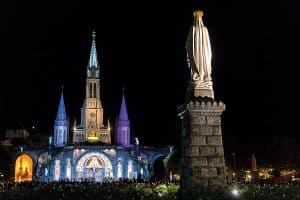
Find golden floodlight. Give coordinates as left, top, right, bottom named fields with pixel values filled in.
left=87, top=131, right=100, bottom=143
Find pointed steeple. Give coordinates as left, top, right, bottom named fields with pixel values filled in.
left=87, top=30, right=100, bottom=78
left=88, top=30, right=99, bottom=68
left=54, top=86, right=69, bottom=147
left=116, top=88, right=131, bottom=147
left=118, top=88, right=129, bottom=121
left=56, top=87, right=67, bottom=121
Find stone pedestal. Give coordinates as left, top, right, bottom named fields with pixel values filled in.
left=194, top=88, right=214, bottom=99
left=179, top=99, right=226, bottom=189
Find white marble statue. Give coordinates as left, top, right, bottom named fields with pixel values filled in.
left=186, top=11, right=213, bottom=93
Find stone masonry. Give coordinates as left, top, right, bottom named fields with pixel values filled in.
left=179, top=99, right=226, bottom=189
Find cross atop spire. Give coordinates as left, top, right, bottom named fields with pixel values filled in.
left=88, top=30, right=99, bottom=69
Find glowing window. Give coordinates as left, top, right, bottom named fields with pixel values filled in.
left=15, top=154, right=33, bottom=183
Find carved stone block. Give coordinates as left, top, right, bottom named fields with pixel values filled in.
left=191, top=146, right=199, bottom=157
left=207, top=136, right=223, bottom=145
left=190, top=157, right=208, bottom=167
left=199, top=125, right=213, bottom=135
left=192, top=178, right=209, bottom=187
left=194, top=89, right=214, bottom=99
left=199, top=146, right=215, bottom=156
left=191, top=127, right=199, bottom=136
left=207, top=116, right=221, bottom=125
left=208, top=177, right=226, bottom=186
left=191, top=167, right=202, bottom=178
left=212, top=126, right=222, bottom=135
left=191, top=115, right=206, bottom=125
left=191, top=136, right=206, bottom=145
left=214, top=146, right=224, bottom=156
left=185, top=146, right=199, bottom=157
left=208, top=157, right=225, bottom=167
left=192, top=167, right=217, bottom=178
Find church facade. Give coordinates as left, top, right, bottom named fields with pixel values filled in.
left=13, top=32, right=170, bottom=183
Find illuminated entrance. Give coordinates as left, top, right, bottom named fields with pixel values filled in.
left=15, top=154, right=33, bottom=182
left=76, top=152, right=113, bottom=182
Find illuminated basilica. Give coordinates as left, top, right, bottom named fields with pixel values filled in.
left=13, top=32, right=170, bottom=183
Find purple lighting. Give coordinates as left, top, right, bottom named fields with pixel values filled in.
left=115, top=90, right=130, bottom=147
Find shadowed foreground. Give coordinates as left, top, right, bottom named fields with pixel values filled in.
left=0, top=181, right=299, bottom=200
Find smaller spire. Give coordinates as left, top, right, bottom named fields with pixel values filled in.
left=118, top=89, right=129, bottom=121
left=56, top=88, right=67, bottom=121
left=88, top=30, right=99, bottom=68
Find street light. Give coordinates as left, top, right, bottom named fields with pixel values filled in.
left=231, top=188, right=240, bottom=198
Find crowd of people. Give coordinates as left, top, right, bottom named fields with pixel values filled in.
left=0, top=180, right=179, bottom=200
left=0, top=180, right=299, bottom=199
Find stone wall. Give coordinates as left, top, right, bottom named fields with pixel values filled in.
left=180, top=100, right=226, bottom=189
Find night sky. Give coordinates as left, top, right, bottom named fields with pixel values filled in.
left=1, top=1, right=300, bottom=167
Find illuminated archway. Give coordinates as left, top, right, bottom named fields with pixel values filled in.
left=15, top=154, right=33, bottom=182
left=76, top=152, right=113, bottom=182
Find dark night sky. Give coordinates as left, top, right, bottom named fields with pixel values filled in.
left=1, top=1, right=300, bottom=166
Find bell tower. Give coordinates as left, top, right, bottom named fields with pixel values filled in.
left=73, top=31, right=111, bottom=144
left=84, top=30, right=104, bottom=131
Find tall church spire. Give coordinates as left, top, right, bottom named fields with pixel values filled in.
left=87, top=30, right=100, bottom=78
left=54, top=87, right=69, bottom=147
left=115, top=89, right=131, bottom=147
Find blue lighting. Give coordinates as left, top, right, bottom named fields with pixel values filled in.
left=89, top=31, right=99, bottom=69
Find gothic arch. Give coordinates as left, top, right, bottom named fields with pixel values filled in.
left=15, top=154, right=33, bottom=182
left=76, top=152, right=113, bottom=181
left=151, top=155, right=167, bottom=181
left=150, top=154, right=165, bottom=166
